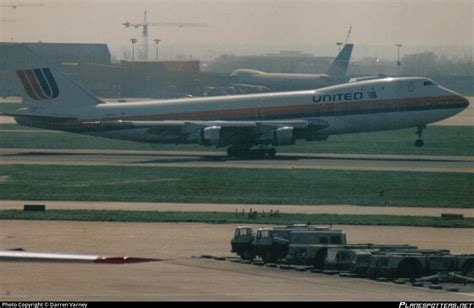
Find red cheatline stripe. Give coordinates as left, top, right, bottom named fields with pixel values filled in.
left=16, top=70, right=41, bottom=100
left=100, top=95, right=465, bottom=122
left=94, top=257, right=165, bottom=264
left=24, top=69, right=48, bottom=100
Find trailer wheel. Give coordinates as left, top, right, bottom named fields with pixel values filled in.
left=262, top=251, right=277, bottom=264
left=313, top=249, right=328, bottom=269
left=241, top=249, right=255, bottom=261
left=398, top=258, right=423, bottom=279
left=462, top=261, right=474, bottom=277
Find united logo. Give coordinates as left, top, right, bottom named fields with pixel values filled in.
left=16, top=68, right=59, bottom=100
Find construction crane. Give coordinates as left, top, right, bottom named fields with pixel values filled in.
left=345, top=26, right=352, bottom=44
left=336, top=26, right=352, bottom=52
left=123, top=10, right=207, bottom=61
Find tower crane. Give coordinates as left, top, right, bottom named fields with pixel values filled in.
left=123, top=10, right=207, bottom=61
left=344, top=26, right=352, bottom=44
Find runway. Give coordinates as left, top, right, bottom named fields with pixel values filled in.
left=0, top=148, right=473, bottom=173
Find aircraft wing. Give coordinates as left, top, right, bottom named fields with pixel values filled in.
left=94, top=118, right=329, bottom=130
left=86, top=118, right=330, bottom=146
left=115, top=119, right=310, bottom=129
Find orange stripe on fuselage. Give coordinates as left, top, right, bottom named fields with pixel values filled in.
left=99, top=95, right=466, bottom=122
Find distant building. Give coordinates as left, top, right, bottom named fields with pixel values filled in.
left=24, top=42, right=111, bottom=66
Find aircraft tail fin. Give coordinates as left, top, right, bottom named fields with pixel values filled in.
left=326, top=43, right=354, bottom=79
left=0, top=43, right=103, bottom=117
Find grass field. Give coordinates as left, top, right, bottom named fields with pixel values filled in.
left=0, top=123, right=473, bottom=156
left=0, top=209, right=471, bottom=228
left=0, top=165, right=472, bottom=208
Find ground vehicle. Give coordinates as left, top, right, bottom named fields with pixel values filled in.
left=253, top=225, right=338, bottom=263
left=324, top=244, right=418, bottom=273
left=366, top=250, right=456, bottom=279
left=286, top=230, right=347, bottom=268
left=230, top=226, right=255, bottom=260
left=231, top=224, right=333, bottom=262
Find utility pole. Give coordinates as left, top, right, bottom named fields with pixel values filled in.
left=153, top=38, right=161, bottom=61
left=395, top=44, right=402, bottom=76
left=130, top=38, right=137, bottom=61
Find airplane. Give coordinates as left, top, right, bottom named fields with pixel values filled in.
left=0, top=43, right=469, bottom=159
left=230, top=44, right=354, bottom=92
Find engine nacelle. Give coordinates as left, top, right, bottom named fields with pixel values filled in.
left=199, top=126, right=221, bottom=146
left=272, top=126, right=295, bottom=146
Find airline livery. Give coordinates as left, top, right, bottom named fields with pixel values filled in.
left=230, top=44, right=354, bottom=92
left=1, top=43, right=469, bottom=158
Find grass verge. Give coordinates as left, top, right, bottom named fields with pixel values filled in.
left=0, top=165, right=472, bottom=208
left=0, top=210, right=471, bottom=228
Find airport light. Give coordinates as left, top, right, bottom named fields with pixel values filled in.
left=336, top=42, right=344, bottom=53
left=130, top=38, right=137, bottom=61
left=395, top=44, right=402, bottom=75
left=153, top=38, right=161, bottom=61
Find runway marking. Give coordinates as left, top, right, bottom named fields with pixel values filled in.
left=0, top=148, right=473, bottom=173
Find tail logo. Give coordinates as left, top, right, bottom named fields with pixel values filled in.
left=16, top=68, right=59, bottom=100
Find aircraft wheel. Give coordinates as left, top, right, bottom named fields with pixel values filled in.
left=415, top=139, right=424, bottom=147
left=227, top=146, right=237, bottom=157
left=266, top=148, right=277, bottom=159
left=251, top=148, right=267, bottom=159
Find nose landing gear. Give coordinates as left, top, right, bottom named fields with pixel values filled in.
left=415, top=125, right=426, bottom=147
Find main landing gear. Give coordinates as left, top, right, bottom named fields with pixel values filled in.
left=227, top=146, right=277, bottom=159
left=415, top=125, right=426, bottom=147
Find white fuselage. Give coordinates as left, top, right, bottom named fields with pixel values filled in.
left=81, top=77, right=468, bottom=135
left=15, top=77, right=469, bottom=145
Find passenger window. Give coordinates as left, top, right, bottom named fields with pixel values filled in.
left=330, top=236, right=342, bottom=244
left=423, top=81, right=434, bottom=86
left=319, top=237, right=328, bottom=244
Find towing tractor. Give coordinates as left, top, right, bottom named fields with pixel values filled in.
left=253, top=225, right=337, bottom=263
left=231, top=225, right=256, bottom=260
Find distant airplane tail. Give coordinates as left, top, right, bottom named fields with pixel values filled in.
left=326, top=44, right=354, bottom=79
left=0, top=43, right=102, bottom=117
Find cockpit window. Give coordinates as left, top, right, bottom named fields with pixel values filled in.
left=423, top=81, right=435, bottom=86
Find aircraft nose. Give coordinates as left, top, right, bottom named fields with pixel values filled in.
left=456, top=95, right=470, bottom=109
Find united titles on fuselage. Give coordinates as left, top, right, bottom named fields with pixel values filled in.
left=312, top=92, right=364, bottom=103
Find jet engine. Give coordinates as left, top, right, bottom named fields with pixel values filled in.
left=199, top=126, right=221, bottom=146
left=272, top=126, right=295, bottom=146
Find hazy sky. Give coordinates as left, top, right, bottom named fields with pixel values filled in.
left=1, top=0, right=472, bottom=60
